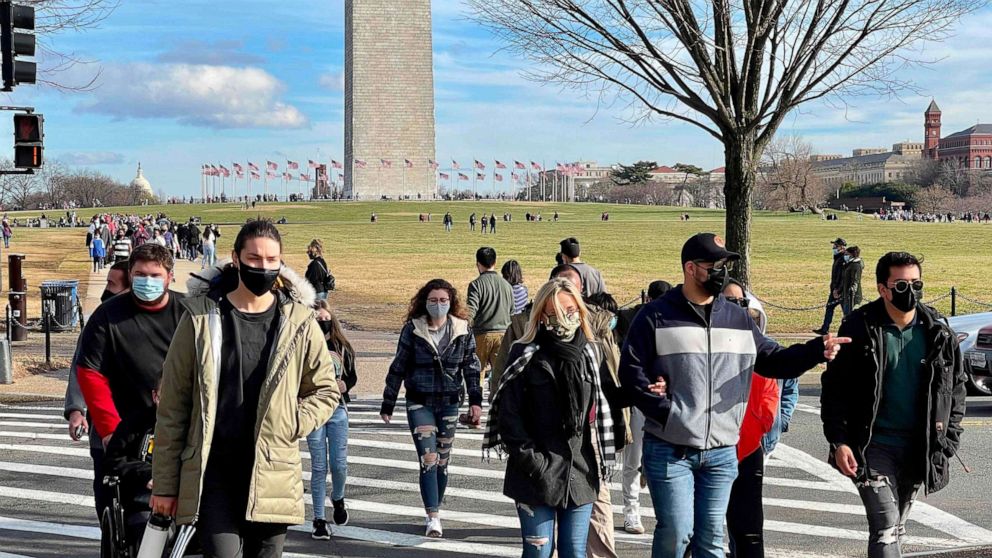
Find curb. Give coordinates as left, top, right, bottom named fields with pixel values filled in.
left=905, top=546, right=992, bottom=557
left=0, top=392, right=63, bottom=404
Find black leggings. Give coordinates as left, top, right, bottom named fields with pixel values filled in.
left=198, top=483, right=287, bottom=558
left=726, top=448, right=765, bottom=558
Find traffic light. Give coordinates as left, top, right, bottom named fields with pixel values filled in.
left=13, top=113, right=42, bottom=169
left=0, top=2, right=36, bottom=91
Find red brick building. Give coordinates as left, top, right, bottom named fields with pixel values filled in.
left=924, top=100, right=992, bottom=169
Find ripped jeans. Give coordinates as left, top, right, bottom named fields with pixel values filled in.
left=855, top=443, right=923, bottom=558
left=516, top=502, right=593, bottom=558
left=406, top=402, right=460, bottom=513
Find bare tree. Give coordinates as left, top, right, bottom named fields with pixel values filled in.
left=760, top=136, right=828, bottom=212
left=27, top=0, right=120, bottom=90
left=912, top=184, right=955, bottom=214
left=469, top=0, right=983, bottom=284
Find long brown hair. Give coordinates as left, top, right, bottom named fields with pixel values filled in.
left=316, top=300, right=354, bottom=359
left=406, top=278, right=467, bottom=323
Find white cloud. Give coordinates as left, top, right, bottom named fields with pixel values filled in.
left=58, top=151, right=126, bottom=166
left=76, top=63, right=308, bottom=129
left=318, top=71, right=344, bottom=92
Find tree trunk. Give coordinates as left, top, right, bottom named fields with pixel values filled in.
left=723, top=134, right=759, bottom=289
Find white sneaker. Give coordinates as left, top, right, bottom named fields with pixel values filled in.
left=425, top=516, right=443, bottom=538
left=624, top=512, right=645, bottom=535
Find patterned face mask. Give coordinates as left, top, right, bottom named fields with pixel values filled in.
left=544, top=311, right=581, bottom=339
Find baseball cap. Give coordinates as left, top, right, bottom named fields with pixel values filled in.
left=832, top=238, right=847, bottom=246
left=681, top=233, right=741, bottom=265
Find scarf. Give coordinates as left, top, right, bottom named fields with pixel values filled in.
left=533, top=328, right=588, bottom=436
left=483, top=335, right=617, bottom=481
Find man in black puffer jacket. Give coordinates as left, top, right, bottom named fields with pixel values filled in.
left=821, top=251, right=967, bottom=558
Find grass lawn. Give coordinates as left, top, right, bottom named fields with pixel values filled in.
left=7, top=201, right=991, bottom=334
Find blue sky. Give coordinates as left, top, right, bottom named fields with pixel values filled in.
left=3, top=0, right=992, bottom=197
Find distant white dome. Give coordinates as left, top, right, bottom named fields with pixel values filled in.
left=130, top=163, right=154, bottom=197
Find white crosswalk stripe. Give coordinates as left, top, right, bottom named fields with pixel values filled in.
left=1, top=400, right=990, bottom=558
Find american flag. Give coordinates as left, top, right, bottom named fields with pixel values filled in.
left=476, top=172, right=486, bottom=181
left=219, top=166, right=230, bottom=178
left=531, top=161, right=542, bottom=171
left=287, top=161, right=299, bottom=170
left=236, top=169, right=245, bottom=179
left=405, top=159, right=414, bottom=169
left=452, top=160, right=459, bottom=169
left=458, top=173, right=469, bottom=181
left=514, top=161, right=526, bottom=170
left=267, top=161, right=278, bottom=171
left=495, top=160, right=507, bottom=170
left=248, top=162, right=260, bottom=172
left=439, top=172, right=450, bottom=180
left=331, top=160, right=343, bottom=169
left=556, top=162, right=565, bottom=172
left=512, top=172, right=520, bottom=181
left=266, top=170, right=277, bottom=179
left=301, top=173, right=310, bottom=182
left=495, top=173, right=504, bottom=182
left=380, top=159, right=392, bottom=169
left=474, top=160, right=485, bottom=170
left=308, top=159, right=318, bottom=169
left=232, top=163, right=243, bottom=173
left=355, top=159, right=368, bottom=169
left=283, top=172, right=292, bottom=180
left=250, top=171, right=261, bottom=179
left=429, top=159, right=439, bottom=170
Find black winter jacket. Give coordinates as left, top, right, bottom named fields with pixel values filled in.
left=829, top=252, right=846, bottom=295
left=821, top=299, right=967, bottom=493
left=498, top=341, right=605, bottom=509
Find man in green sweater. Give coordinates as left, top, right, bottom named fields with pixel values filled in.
left=465, top=247, right=513, bottom=426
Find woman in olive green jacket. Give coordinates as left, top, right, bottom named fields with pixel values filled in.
left=152, top=220, right=339, bottom=558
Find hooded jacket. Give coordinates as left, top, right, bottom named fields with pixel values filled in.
left=820, top=298, right=966, bottom=493
left=152, top=261, right=340, bottom=525
left=381, top=316, right=482, bottom=416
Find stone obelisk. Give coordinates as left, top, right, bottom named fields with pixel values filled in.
left=345, top=0, right=437, bottom=200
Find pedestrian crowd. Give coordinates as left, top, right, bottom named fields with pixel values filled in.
left=81, top=212, right=224, bottom=272
left=61, top=218, right=966, bottom=558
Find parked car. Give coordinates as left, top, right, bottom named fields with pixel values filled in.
left=947, top=311, right=992, bottom=396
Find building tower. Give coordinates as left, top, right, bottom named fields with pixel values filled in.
left=924, top=100, right=941, bottom=160
left=344, top=0, right=437, bottom=200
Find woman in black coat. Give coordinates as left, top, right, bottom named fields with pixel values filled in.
left=483, top=278, right=616, bottom=558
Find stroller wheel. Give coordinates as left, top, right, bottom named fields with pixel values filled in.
left=100, top=508, right=117, bottom=558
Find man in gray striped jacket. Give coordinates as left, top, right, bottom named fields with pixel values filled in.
left=619, top=232, right=849, bottom=558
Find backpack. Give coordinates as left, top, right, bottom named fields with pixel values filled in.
left=316, top=258, right=336, bottom=291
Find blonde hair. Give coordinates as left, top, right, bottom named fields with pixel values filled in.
left=518, top=278, right=594, bottom=344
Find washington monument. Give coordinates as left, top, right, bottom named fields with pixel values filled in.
left=344, top=1, right=437, bottom=200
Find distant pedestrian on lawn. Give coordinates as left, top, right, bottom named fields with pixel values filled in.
left=489, top=213, right=497, bottom=235
left=840, top=246, right=864, bottom=317
left=305, top=239, right=335, bottom=302
left=814, top=237, right=848, bottom=335
left=444, top=212, right=453, bottom=232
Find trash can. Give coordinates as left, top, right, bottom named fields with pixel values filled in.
left=40, top=280, right=78, bottom=332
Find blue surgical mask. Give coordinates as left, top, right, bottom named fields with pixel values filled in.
left=427, top=302, right=450, bottom=321
left=609, top=316, right=618, bottom=330
left=132, top=276, right=166, bottom=302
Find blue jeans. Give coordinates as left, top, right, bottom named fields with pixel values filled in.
left=306, top=405, right=349, bottom=519
left=201, top=244, right=216, bottom=269
left=516, top=502, right=593, bottom=558
left=642, top=435, right=739, bottom=558
left=406, top=402, right=459, bottom=513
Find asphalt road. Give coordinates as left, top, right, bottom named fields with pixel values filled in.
left=0, top=390, right=990, bottom=558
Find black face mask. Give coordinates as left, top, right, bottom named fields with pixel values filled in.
left=100, top=289, right=115, bottom=303
left=318, top=320, right=333, bottom=335
left=238, top=260, right=281, bottom=296
left=701, top=266, right=729, bottom=296
left=890, top=288, right=919, bottom=313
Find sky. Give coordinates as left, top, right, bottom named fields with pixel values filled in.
left=3, top=0, right=992, bottom=197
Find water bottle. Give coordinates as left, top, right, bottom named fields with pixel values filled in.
left=136, top=513, right=172, bottom=558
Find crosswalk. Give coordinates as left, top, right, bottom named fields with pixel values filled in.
left=1, top=399, right=990, bottom=557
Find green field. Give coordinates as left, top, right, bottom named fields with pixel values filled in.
left=10, top=201, right=992, bottom=334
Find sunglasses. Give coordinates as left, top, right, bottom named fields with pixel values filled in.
left=694, top=259, right=734, bottom=271
left=888, top=279, right=924, bottom=293
left=726, top=296, right=750, bottom=309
